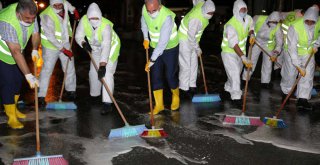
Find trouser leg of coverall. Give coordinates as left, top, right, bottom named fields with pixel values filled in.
left=179, top=41, right=193, bottom=91
left=58, top=52, right=76, bottom=92
left=0, top=60, right=24, bottom=104
left=296, top=55, right=315, bottom=100
left=280, top=50, right=298, bottom=94
left=221, top=52, right=243, bottom=100
left=102, top=60, right=118, bottom=103
left=163, top=47, right=179, bottom=89
left=38, top=47, right=60, bottom=97
left=89, top=52, right=102, bottom=97
left=261, top=52, right=273, bottom=83
left=242, top=45, right=261, bottom=81
left=189, top=49, right=198, bottom=88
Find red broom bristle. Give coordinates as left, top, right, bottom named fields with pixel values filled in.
left=249, top=118, right=264, bottom=126
left=223, top=116, right=236, bottom=123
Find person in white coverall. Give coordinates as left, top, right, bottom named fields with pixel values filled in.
left=178, top=0, right=215, bottom=98
left=38, top=0, right=80, bottom=106
left=220, top=0, right=254, bottom=107
left=242, top=11, right=283, bottom=89
left=76, top=3, right=121, bottom=115
left=280, top=5, right=320, bottom=110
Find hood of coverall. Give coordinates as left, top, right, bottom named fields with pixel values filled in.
left=304, top=5, right=319, bottom=22
left=87, top=3, right=102, bottom=28
left=233, top=0, right=247, bottom=22
left=267, top=11, right=280, bottom=22
left=202, top=0, right=215, bottom=19
left=50, top=0, right=63, bottom=6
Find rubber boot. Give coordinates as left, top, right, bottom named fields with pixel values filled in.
left=4, top=104, right=24, bottom=129
left=150, top=89, right=164, bottom=115
left=14, top=95, right=26, bottom=119
left=171, top=88, right=180, bottom=111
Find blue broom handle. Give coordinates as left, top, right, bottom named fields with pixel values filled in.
left=276, top=52, right=314, bottom=118
left=199, top=54, right=208, bottom=94
left=242, top=43, right=253, bottom=113
left=145, top=49, right=154, bottom=126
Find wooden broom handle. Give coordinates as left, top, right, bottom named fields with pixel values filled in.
left=87, top=51, right=129, bottom=124
left=242, top=43, right=253, bottom=113
left=34, top=61, right=40, bottom=153
left=199, top=54, right=208, bottom=94
left=254, top=40, right=282, bottom=68
left=59, top=20, right=77, bottom=101
left=275, top=52, right=315, bottom=118
left=145, top=49, right=154, bottom=126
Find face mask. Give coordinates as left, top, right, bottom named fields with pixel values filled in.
left=90, top=20, right=100, bottom=28
left=149, top=10, right=159, bottom=19
left=308, top=24, right=315, bottom=30
left=239, top=12, right=247, bottom=18
left=204, top=13, right=213, bottom=19
left=53, top=8, right=63, bottom=14
left=18, top=14, right=32, bottom=27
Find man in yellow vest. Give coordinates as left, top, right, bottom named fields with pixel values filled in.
left=242, top=11, right=283, bottom=89
left=75, top=3, right=121, bottom=115
left=281, top=5, right=320, bottom=110
left=142, top=0, right=179, bottom=115
left=0, top=0, right=40, bottom=129
left=220, top=0, right=254, bottom=107
left=38, top=0, right=79, bottom=106
left=178, top=0, right=215, bottom=98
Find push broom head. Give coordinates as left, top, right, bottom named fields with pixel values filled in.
left=140, top=127, right=168, bottom=138
left=223, top=114, right=264, bottom=126
left=108, top=124, right=146, bottom=139
left=13, top=153, right=68, bottom=165
left=192, top=94, right=221, bottom=103
left=263, top=116, right=287, bottom=128
left=46, top=102, right=77, bottom=110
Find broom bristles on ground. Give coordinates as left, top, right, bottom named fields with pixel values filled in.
left=223, top=115, right=263, bottom=126
left=13, top=154, right=68, bottom=165
left=263, top=117, right=287, bottom=128
left=140, top=128, right=168, bottom=138
left=46, top=102, right=77, bottom=110
left=192, top=94, right=221, bottom=103
left=108, top=124, right=146, bottom=139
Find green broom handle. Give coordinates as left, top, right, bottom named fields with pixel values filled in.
left=199, top=54, right=208, bottom=94
left=87, top=51, right=129, bottom=124
left=275, top=52, right=315, bottom=118
left=145, top=49, right=154, bottom=127
left=59, top=20, right=77, bottom=101
left=254, top=40, right=282, bottom=68
left=34, top=61, right=40, bottom=153
left=242, top=43, right=253, bottom=113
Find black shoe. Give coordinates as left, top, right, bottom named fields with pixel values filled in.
left=261, top=83, right=273, bottom=89
left=189, top=87, right=197, bottom=97
left=232, top=99, right=242, bottom=108
left=180, top=89, right=191, bottom=100
left=90, top=96, right=101, bottom=103
left=65, top=91, right=76, bottom=101
left=38, top=97, right=46, bottom=107
left=101, top=103, right=113, bottom=115
left=220, top=91, right=231, bottom=101
left=297, top=99, right=312, bottom=110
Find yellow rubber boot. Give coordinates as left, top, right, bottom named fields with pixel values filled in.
left=14, top=95, right=26, bottom=119
left=171, top=88, right=180, bottom=111
left=4, top=104, right=24, bottom=129
left=150, top=89, right=164, bottom=115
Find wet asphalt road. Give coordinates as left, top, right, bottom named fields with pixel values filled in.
left=0, top=33, right=320, bottom=165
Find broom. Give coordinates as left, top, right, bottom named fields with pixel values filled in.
left=192, top=53, right=221, bottom=103
left=254, top=40, right=282, bottom=69
left=223, top=43, right=263, bottom=126
left=46, top=20, right=77, bottom=110
left=140, top=49, right=168, bottom=138
left=263, top=52, right=315, bottom=128
left=85, top=50, right=146, bottom=139
left=13, top=61, right=68, bottom=164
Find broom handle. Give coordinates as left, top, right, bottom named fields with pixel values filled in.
left=199, top=54, right=208, bottom=94
left=34, top=61, right=41, bottom=153
left=275, top=52, right=314, bottom=118
left=87, top=51, right=129, bottom=124
left=59, top=20, right=77, bottom=101
left=242, top=43, right=253, bottom=113
left=145, top=49, right=154, bottom=127
left=254, top=40, right=282, bottom=68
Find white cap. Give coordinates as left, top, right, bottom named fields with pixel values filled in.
left=50, top=0, right=63, bottom=6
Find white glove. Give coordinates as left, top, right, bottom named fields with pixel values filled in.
left=31, top=50, right=39, bottom=62
left=196, top=48, right=202, bottom=56
left=291, top=59, right=301, bottom=68
left=25, top=74, right=39, bottom=89
left=241, top=55, right=253, bottom=68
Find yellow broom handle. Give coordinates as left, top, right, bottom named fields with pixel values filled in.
left=145, top=49, right=154, bottom=126
left=199, top=54, right=208, bottom=94
left=59, top=20, right=77, bottom=101
left=242, top=44, right=253, bottom=113
left=34, top=61, right=40, bottom=153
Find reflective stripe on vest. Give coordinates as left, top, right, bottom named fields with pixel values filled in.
left=221, top=16, right=251, bottom=54
left=142, top=5, right=179, bottom=49
left=81, top=15, right=121, bottom=63
left=0, top=3, right=34, bottom=64
left=178, top=2, right=209, bottom=42
left=40, top=3, right=72, bottom=50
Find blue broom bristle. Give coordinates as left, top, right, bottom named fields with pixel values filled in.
left=192, top=94, right=221, bottom=103
left=263, top=117, right=287, bottom=128
left=108, top=124, right=146, bottom=139
left=46, top=102, right=77, bottom=110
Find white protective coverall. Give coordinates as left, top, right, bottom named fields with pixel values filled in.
left=178, top=0, right=215, bottom=91
left=221, top=0, right=254, bottom=100
left=193, top=0, right=204, bottom=6
left=38, top=0, right=76, bottom=97
left=280, top=6, right=320, bottom=100
left=242, top=11, right=283, bottom=83
left=75, top=3, right=118, bottom=103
